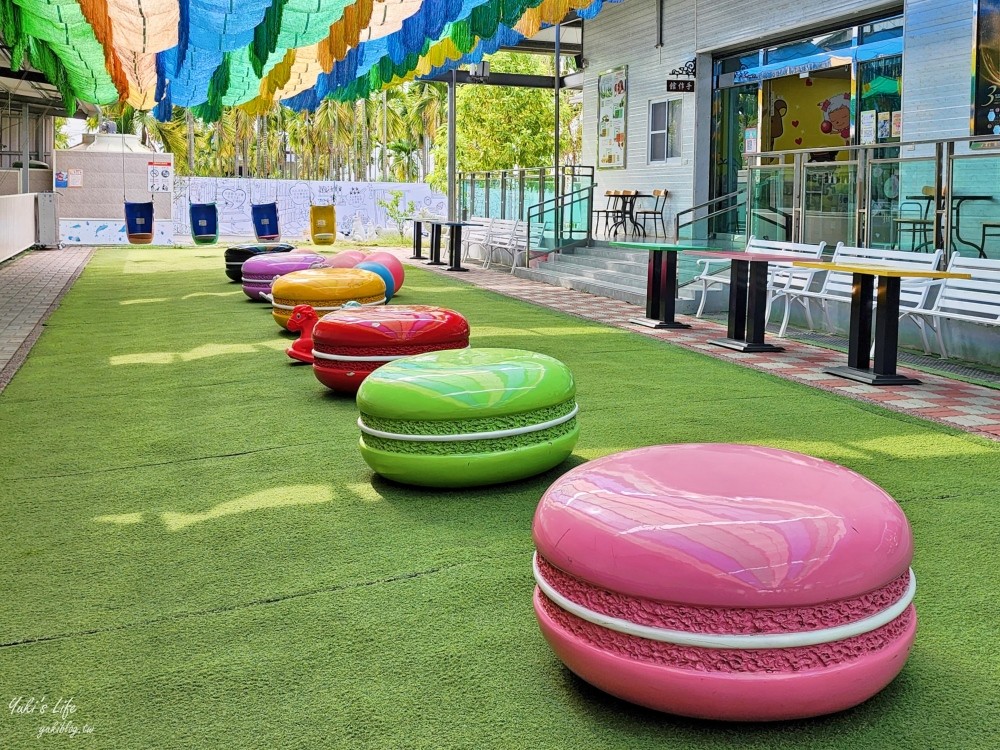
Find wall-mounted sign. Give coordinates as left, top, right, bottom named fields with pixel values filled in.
left=597, top=66, right=628, bottom=169
left=54, top=171, right=68, bottom=189
left=667, top=80, right=695, bottom=93
left=973, top=0, right=1000, bottom=135
left=148, top=161, right=174, bottom=193
left=68, top=169, right=83, bottom=188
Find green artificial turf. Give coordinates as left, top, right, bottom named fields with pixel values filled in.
left=1, top=246, right=999, bottom=749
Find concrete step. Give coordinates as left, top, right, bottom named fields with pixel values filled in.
left=566, top=244, right=650, bottom=263
left=515, top=266, right=648, bottom=306
left=542, top=254, right=648, bottom=278
left=538, top=260, right=647, bottom=287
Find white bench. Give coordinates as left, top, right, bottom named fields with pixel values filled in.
left=693, top=237, right=826, bottom=318
left=899, top=254, right=1000, bottom=358
left=773, top=244, right=943, bottom=337
left=461, top=217, right=493, bottom=262
left=483, top=219, right=522, bottom=268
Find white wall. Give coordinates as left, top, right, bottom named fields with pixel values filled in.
left=0, top=194, right=38, bottom=263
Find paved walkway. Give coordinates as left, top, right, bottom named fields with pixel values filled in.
left=0, top=246, right=998, bottom=442
left=0, top=247, right=93, bottom=392
left=401, top=252, right=1000, bottom=442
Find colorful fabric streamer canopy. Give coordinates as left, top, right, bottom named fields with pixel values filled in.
left=0, top=0, right=623, bottom=116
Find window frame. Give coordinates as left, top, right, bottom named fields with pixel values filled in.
left=648, top=97, right=682, bottom=164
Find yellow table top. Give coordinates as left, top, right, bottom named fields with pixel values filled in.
left=792, top=261, right=972, bottom=279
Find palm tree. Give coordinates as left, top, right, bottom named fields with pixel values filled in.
left=87, top=103, right=190, bottom=171
left=387, top=139, right=420, bottom=182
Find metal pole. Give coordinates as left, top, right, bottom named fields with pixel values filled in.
left=448, top=69, right=457, bottom=221
left=382, top=89, right=388, bottom=181
left=20, top=104, right=30, bottom=193
left=554, top=24, right=561, bottom=192
left=554, top=24, right=561, bottom=244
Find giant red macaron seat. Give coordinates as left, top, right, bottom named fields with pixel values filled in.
left=241, top=252, right=329, bottom=301
left=532, top=443, right=916, bottom=722
left=224, top=242, right=295, bottom=281
left=270, top=268, right=386, bottom=329
left=312, top=305, right=469, bottom=393
left=357, top=348, right=579, bottom=487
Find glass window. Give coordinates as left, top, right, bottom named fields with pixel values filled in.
left=649, top=99, right=681, bottom=162
left=765, top=29, right=853, bottom=65
left=861, top=17, right=903, bottom=44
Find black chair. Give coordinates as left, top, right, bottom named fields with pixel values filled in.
left=981, top=222, right=1000, bottom=259
left=634, top=189, right=669, bottom=238
left=592, top=191, right=621, bottom=237
left=893, top=199, right=932, bottom=252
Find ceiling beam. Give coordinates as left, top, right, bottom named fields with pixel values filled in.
left=419, top=70, right=558, bottom=88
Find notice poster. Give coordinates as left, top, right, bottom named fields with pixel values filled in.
left=743, top=128, right=757, bottom=154
left=877, top=111, right=891, bottom=140
left=68, top=169, right=83, bottom=187
left=54, top=171, right=68, bottom=189
left=148, top=161, right=174, bottom=193
left=891, top=110, right=902, bottom=138
left=597, top=66, right=627, bottom=169
left=860, top=110, right=877, bottom=145
left=974, top=0, right=1000, bottom=135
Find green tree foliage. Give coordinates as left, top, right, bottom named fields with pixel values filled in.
left=377, top=189, right=416, bottom=235
left=79, top=52, right=579, bottom=186
left=428, top=52, right=582, bottom=192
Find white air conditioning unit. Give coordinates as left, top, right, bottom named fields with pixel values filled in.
left=35, top=192, right=59, bottom=248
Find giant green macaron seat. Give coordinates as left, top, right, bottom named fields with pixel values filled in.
left=356, top=348, right=579, bottom=488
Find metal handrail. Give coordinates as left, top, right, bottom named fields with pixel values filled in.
left=674, top=189, right=744, bottom=238
left=459, top=165, right=595, bottom=222
left=740, top=134, right=1000, bottom=258
left=520, top=183, right=595, bottom=268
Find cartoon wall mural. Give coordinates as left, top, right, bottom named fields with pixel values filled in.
left=767, top=73, right=853, bottom=152
left=173, top=178, right=446, bottom=241
left=819, top=93, right=852, bottom=142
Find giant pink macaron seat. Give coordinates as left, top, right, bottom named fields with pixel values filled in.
left=532, top=443, right=916, bottom=722
left=241, top=252, right=329, bottom=301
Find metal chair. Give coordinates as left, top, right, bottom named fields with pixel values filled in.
left=634, top=189, right=669, bottom=237
left=893, top=199, right=932, bottom=252
left=592, top=191, right=620, bottom=237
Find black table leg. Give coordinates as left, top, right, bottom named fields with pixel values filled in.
left=446, top=225, right=468, bottom=272
left=825, top=273, right=919, bottom=385
left=709, top=260, right=784, bottom=352
left=426, top=224, right=446, bottom=266
left=629, top=250, right=689, bottom=329
left=409, top=220, right=424, bottom=259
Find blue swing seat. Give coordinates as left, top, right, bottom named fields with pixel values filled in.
left=190, top=203, right=219, bottom=245
left=125, top=201, right=154, bottom=245
left=251, top=203, right=280, bottom=241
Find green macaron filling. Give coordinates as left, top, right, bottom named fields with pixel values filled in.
left=361, top=417, right=578, bottom=456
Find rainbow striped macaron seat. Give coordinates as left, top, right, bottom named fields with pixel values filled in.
left=532, top=443, right=917, bottom=721
left=270, top=267, right=386, bottom=330
left=356, top=348, right=579, bottom=487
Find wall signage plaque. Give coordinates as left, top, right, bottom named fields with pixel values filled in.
left=973, top=0, right=1000, bottom=135
left=597, top=66, right=628, bottom=169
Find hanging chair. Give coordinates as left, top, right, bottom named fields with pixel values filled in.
left=189, top=202, right=219, bottom=245
left=124, top=201, right=154, bottom=244
left=251, top=202, right=280, bottom=241
left=310, top=204, right=336, bottom=245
